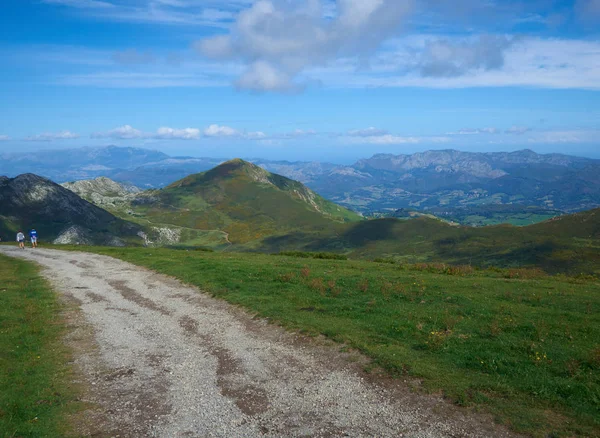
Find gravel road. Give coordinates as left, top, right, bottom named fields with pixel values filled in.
left=1, top=247, right=519, bottom=438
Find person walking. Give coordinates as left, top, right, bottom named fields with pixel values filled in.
left=16, top=231, right=25, bottom=249
left=30, top=229, right=38, bottom=248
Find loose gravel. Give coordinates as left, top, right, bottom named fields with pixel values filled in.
left=0, top=247, right=520, bottom=438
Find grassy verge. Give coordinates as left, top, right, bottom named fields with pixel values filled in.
left=0, top=253, right=78, bottom=437
left=60, top=246, right=599, bottom=437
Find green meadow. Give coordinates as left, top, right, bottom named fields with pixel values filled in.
left=0, top=254, right=78, bottom=437
left=75, top=246, right=600, bottom=437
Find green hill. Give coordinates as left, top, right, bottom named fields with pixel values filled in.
left=260, top=209, right=600, bottom=276
left=130, top=159, right=361, bottom=244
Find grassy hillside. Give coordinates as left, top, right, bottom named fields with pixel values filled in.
left=70, top=246, right=600, bottom=437
left=130, top=159, right=361, bottom=244
left=259, top=208, right=600, bottom=276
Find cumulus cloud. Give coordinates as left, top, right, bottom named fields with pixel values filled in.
left=203, top=124, right=239, bottom=137
left=505, top=126, right=531, bottom=135
left=155, top=127, right=201, bottom=140
left=197, top=0, right=414, bottom=91
left=203, top=124, right=267, bottom=139
left=419, top=35, right=514, bottom=77
left=25, top=130, right=80, bottom=141
left=0, top=135, right=10, bottom=141
left=234, top=61, right=298, bottom=92
left=92, top=125, right=144, bottom=139
left=92, top=125, right=205, bottom=140
left=347, top=127, right=389, bottom=137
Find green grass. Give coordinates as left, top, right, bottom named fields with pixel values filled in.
left=0, top=254, right=79, bottom=437
left=70, top=246, right=600, bottom=437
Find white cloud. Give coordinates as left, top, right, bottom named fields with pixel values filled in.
left=234, top=61, right=298, bottom=92
left=92, top=125, right=207, bottom=140
left=348, top=127, right=389, bottom=137
left=155, top=127, right=201, bottom=140
left=25, top=131, right=80, bottom=142
left=419, top=35, right=514, bottom=77
left=339, top=37, right=600, bottom=90
left=197, top=0, right=414, bottom=91
left=0, top=135, right=10, bottom=141
left=203, top=124, right=239, bottom=137
left=245, top=131, right=268, bottom=139
left=92, top=125, right=144, bottom=139
left=202, top=124, right=267, bottom=139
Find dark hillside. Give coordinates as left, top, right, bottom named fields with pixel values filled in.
left=260, top=209, right=600, bottom=275
left=0, top=174, right=142, bottom=245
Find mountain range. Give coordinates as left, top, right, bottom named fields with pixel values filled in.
left=2, top=159, right=599, bottom=276
left=2, top=146, right=598, bottom=215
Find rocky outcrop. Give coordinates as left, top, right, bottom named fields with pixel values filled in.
left=62, top=177, right=140, bottom=207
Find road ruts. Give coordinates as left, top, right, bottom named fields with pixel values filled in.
left=0, top=246, right=520, bottom=438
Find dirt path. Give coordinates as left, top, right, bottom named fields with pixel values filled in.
left=0, top=247, right=519, bottom=438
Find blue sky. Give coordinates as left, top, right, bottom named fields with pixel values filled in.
left=1, top=0, right=599, bottom=163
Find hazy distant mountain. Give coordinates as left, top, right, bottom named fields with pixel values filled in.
left=253, top=159, right=339, bottom=184
left=308, top=150, right=600, bottom=213
left=4, top=146, right=600, bottom=214
left=0, top=146, right=170, bottom=182
left=109, top=157, right=226, bottom=188
left=0, top=174, right=143, bottom=245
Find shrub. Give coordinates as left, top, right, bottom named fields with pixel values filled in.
left=373, top=258, right=395, bottom=264
left=274, top=251, right=347, bottom=260
left=504, top=268, right=547, bottom=279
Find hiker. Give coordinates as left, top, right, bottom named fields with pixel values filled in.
left=16, top=231, right=25, bottom=249
left=30, top=229, right=38, bottom=248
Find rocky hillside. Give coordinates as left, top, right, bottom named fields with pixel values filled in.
left=0, top=174, right=143, bottom=245
left=62, top=177, right=140, bottom=208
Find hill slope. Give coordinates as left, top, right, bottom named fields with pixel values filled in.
left=0, top=174, right=143, bottom=245
left=260, top=208, right=600, bottom=275
left=132, top=159, right=361, bottom=244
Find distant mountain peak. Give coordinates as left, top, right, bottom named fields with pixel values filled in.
left=199, top=158, right=273, bottom=185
